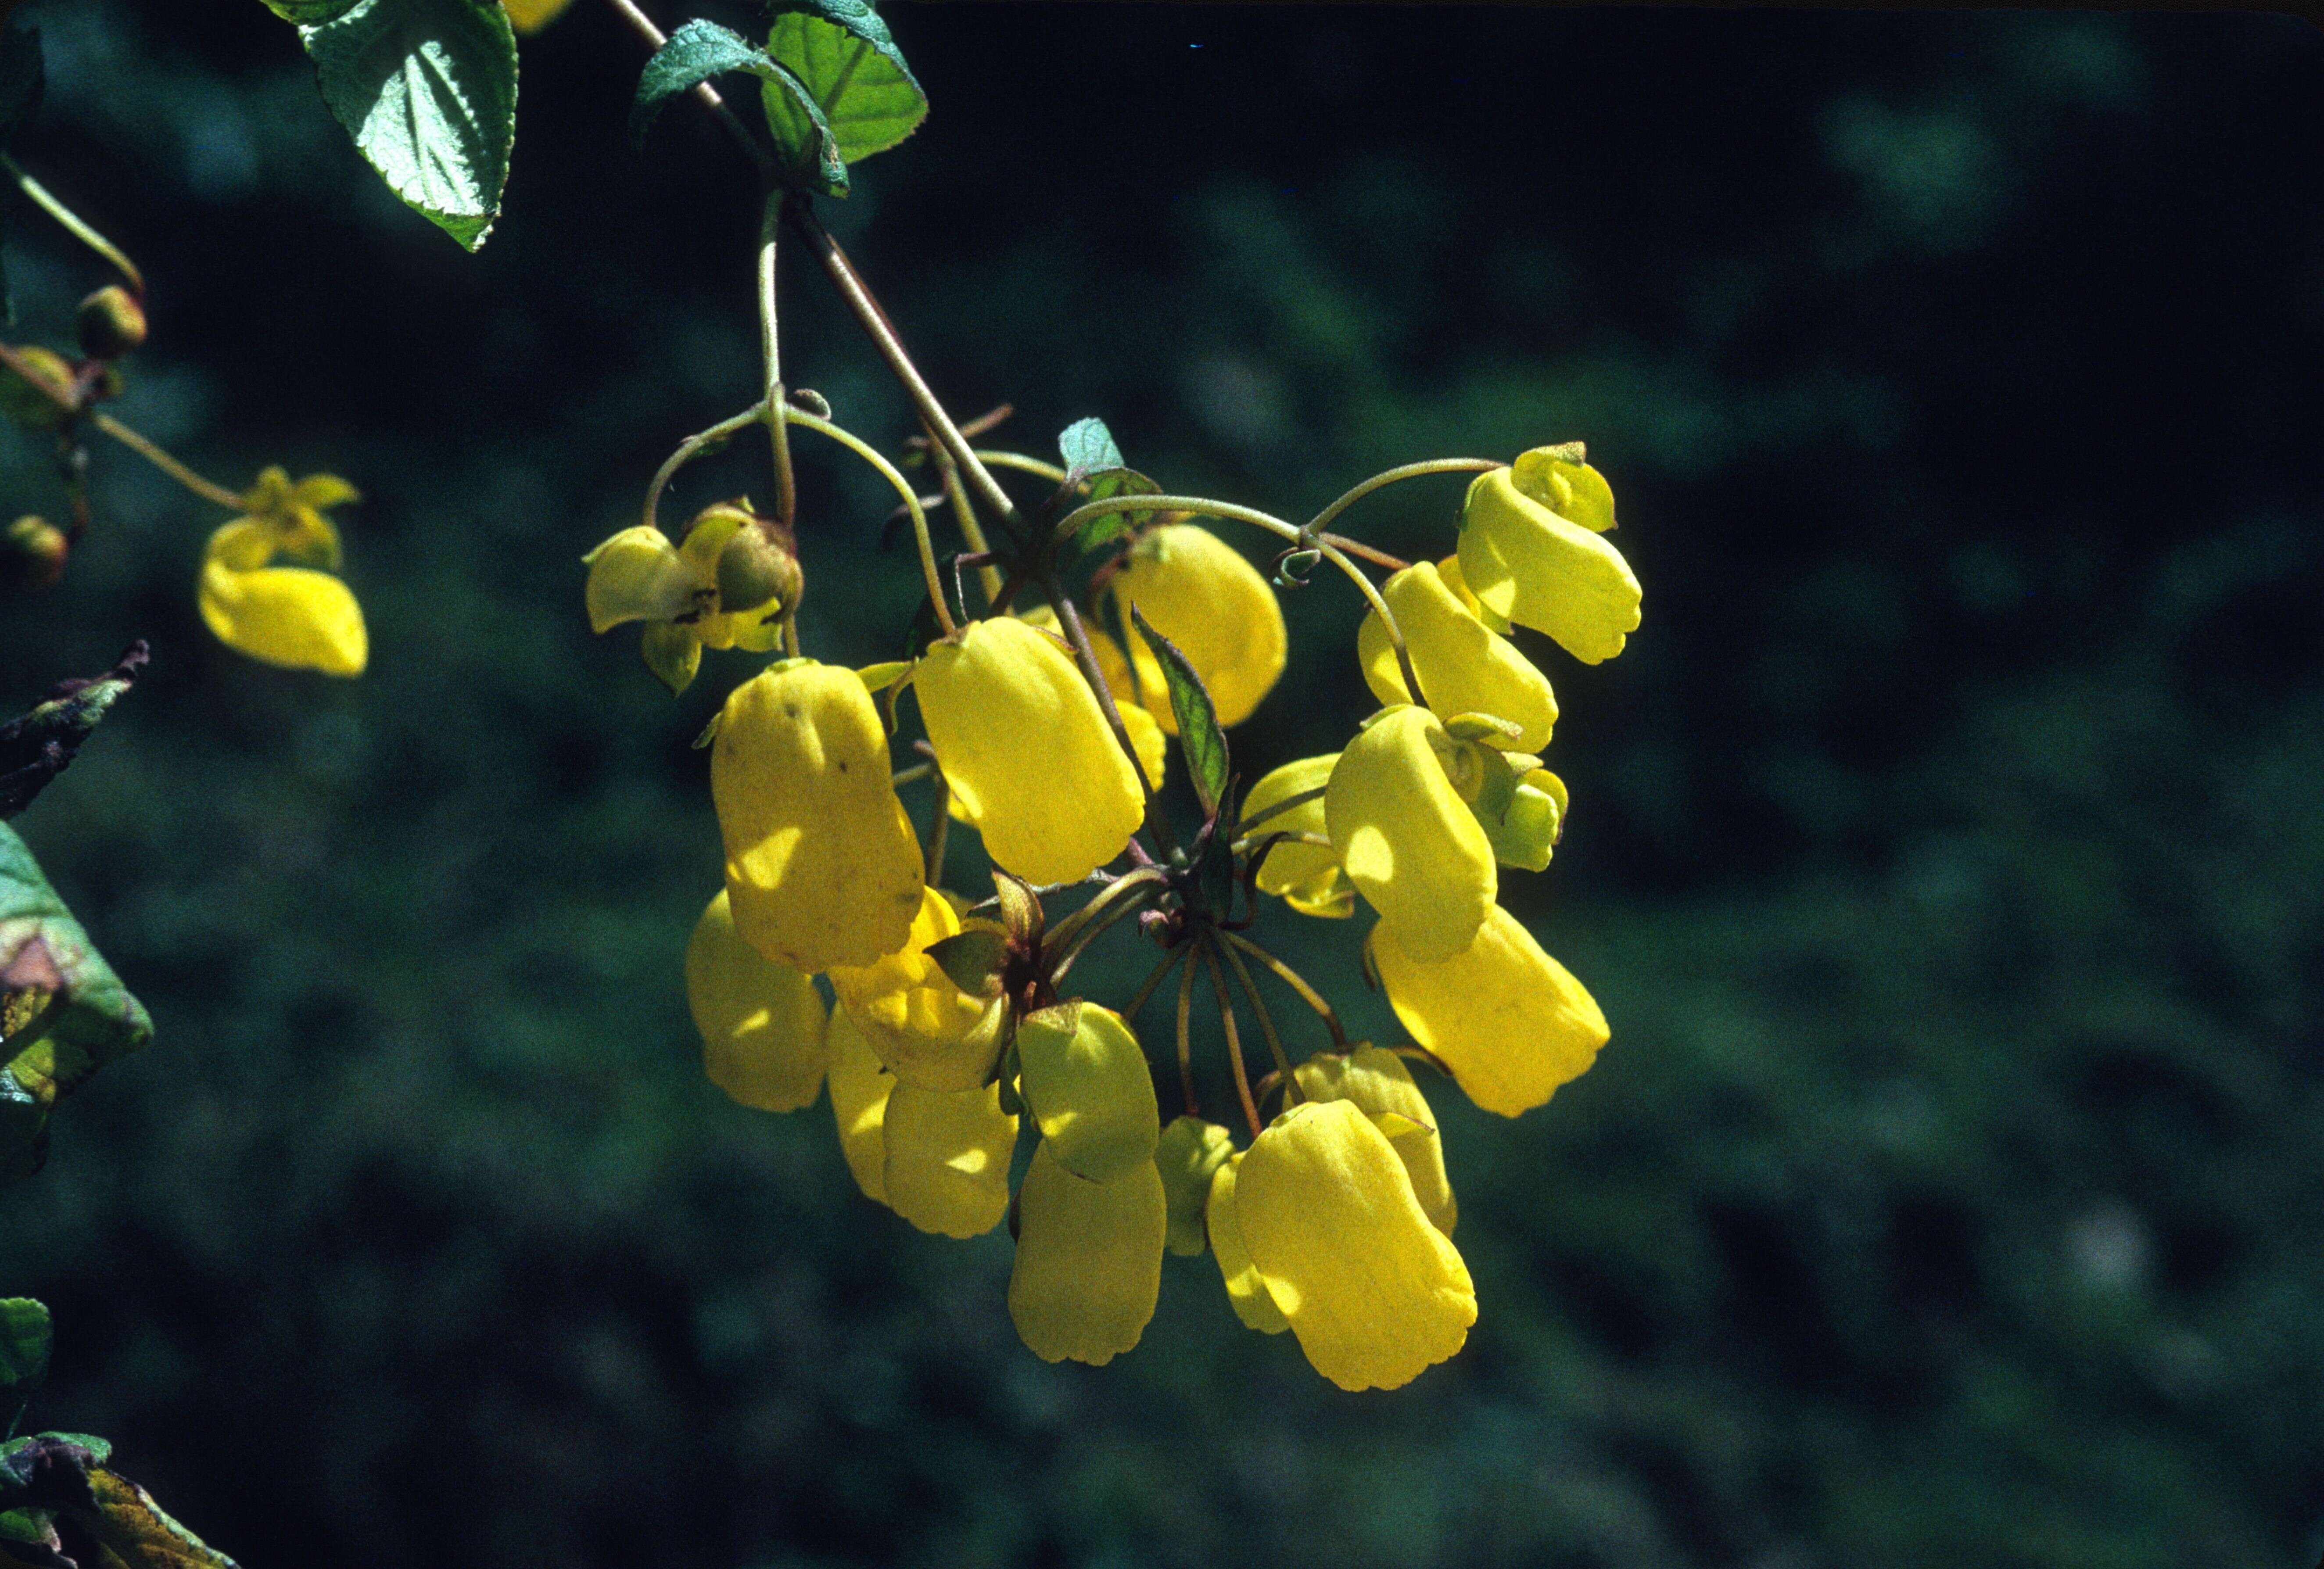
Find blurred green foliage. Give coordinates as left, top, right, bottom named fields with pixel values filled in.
left=0, top=4, right=2317, bottom=1567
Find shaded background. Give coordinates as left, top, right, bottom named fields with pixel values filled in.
left=1, top=3, right=2321, bottom=1565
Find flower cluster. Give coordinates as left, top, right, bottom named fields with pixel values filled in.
left=601, top=432, right=1641, bottom=1390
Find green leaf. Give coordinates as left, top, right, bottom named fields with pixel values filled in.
left=301, top=0, right=518, bottom=252
left=0, top=643, right=144, bottom=822
left=1129, top=607, right=1229, bottom=818
left=1072, top=466, right=1160, bottom=552
left=1056, top=419, right=1158, bottom=550
left=1057, top=417, right=1123, bottom=480
left=258, top=0, right=362, bottom=21
left=75, top=1467, right=240, bottom=1569
left=630, top=21, right=846, bottom=194
left=762, top=0, right=926, bottom=167
left=0, top=823, right=153, bottom=1179
left=0, top=1300, right=49, bottom=1436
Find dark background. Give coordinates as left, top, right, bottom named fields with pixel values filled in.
left=1, top=3, right=2320, bottom=1565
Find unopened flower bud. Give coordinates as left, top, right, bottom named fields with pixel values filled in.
left=715, top=516, right=802, bottom=616
left=0, top=347, right=79, bottom=432
left=2, top=516, right=67, bottom=589
left=75, top=287, right=147, bottom=360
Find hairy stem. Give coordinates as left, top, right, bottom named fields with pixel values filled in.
left=1303, top=457, right=1501, bottom=541
left=757, top=193, right=797, bottom=529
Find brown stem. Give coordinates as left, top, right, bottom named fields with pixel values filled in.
left=1174, top=949, right=1200, bottom=1121
left=1203, top=938, right=1263, bottom=1140
left=1221, top=931, right=1349, bottom=1050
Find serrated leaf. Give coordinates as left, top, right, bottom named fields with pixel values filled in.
left=0, top=824, right=153, bottom=1179
left=0, top=645, right=144, bottom=822
left=1057, top=417, right=1123, bottom=482
left=1129, top=607, right=1228, bottom=818
left=630, top=17, right=841, bottom=200
left=301, top=0, right=518, bottom=252
left=761, top=0, right=925, bottom=171
left=925, top=928, right=1006, bottom=995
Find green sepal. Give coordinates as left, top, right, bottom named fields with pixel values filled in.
left=1128, top=607, right=1228, bottom=818
left=853, top=660, right=911, bottom=694
left=989, top=870, right=1045, bottom=947
left=0, top=824, right=153, bottom=1179
left=301, top=0, right=518, bottom=251
left=925, top=927, right=1007, bottom=996
left=1458, top=746, right=1562, bottom=872
left=761, top=0, right=927, bottom=168
left=1442, top=711, right=1524, bottom=746
left=638, top=623, right=699, bottom=696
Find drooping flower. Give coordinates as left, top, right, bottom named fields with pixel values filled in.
left=1008, top=1140, right=1166, bottom=1365
left=1457, top=455, right=1640, bottom=664
left=881, top=1079, right=1018, bottom=1239
left=916, top=616, right=1144, bottom=886
left=1204, top=1152, right=1289, bottom=1334
left=1233, top=1099, right=1476, bottom=1391
left=827, top=1007, right=895, bottom=1206
left=1294, top=1044, right=1455, bottom=1237
left=685, top=888, right=829, bottom=1113
left=1369, top=904, right=1609, bottom=1117
left=711, top=659, right=924, bottom=973
left=197, top=468, right=366, bottom=676
left=1015, top=1000, right=1160, bottom=1183
left=1242, top=755, right=1355, bottom=919
left=1326, top=706, right=1496, bottom=961
left=583, top=502, right=793, bottom=694
left=1155, top=1115, right=1233, bottom=1257
left=827, top=885, right=1002, bottom=1093
left=1356, top=561, right=1557, bottom=752
left=1107, top=523, right=1288, bottom=731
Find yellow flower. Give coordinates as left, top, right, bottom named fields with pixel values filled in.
left=1008, top=1140, right=1166, bottom=1365
left=1370, top=904, right=1609, bottom=1117
left=1015, top=1000, right=1160, bottom=1182
left=1204, top=1153, right=1289, bottom=1334
left=685, top=888, right=829, bottom=1113
left=711, top=659, right=925, bottom=973
left=880, top=1079, right=1018, bottom=1239
left=583, top=503, right=788, bottom=694
left=502, top=0, right=575, bottom=32
left=1457, top=461, right=1640, bottom=664
left=1155, top=1115, right=1233, bottom=1256
left=1009, top=607, right=1166, bottom=792
left=1294, top=1044, right=1455, bottom=1237
left=1107, top=523, right=1288, bottom=731
left=1234, top=1099, right=1475, bottom=1391
left=1242, top=755, right=1354, bottom=919
left=197, top=468, right=366, bottom=676
left=828, top=885, right=1001, bottom=1093
left=916, top=616, right=1144, bottom=886
left=827, top=1007, right=895, bottom=1205
left=1326, top=706, right=1496, bottom=961
left=1356, top=561, right=1557, bottom=752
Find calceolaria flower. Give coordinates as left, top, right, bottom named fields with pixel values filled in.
left=198, top=467, right=367, bottom=676
left=585, top=502, right=795, bottom=695
left=653, top=408, right=1642, bottom=1392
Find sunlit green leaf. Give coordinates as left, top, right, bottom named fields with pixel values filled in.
left=301, top=0, right=518, bottom=251
left=761, top=0, right=926, bottom=168
left=1057, top=417, right=1123, bottom=481
left=1129, top=607, right=1228, bottom=818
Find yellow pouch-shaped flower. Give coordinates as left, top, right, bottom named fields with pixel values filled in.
left=1108, top=524, right=1287, bottom=731
left=827, top=1007, right=895, bottom=1205
left=1008, top=1141, right=1166, bottom=1366
left=686, top=888, right=829, bottom=1113
left=1327, top=706, right=1496, bottom=962
left=199, top=551, right=368, bottom=677
left=1015, top=1000, right=1160, bottom=1183
left=1235, top=1099, right=1476, bottom=1392
left=1156, top=1115, right=1234, bottom=1257
left=1294, top=1044, right=1455, bottom=1237
left=584, top=525, right=702, bottom=632
left=584, top=506, right=785, bottom=693
left=917, top=617, right=1143, bottom=886
left=1436, top=554, right=1511, bottom=634
left=1356, top=562, right=1557, bottom=752
left=1008, top=608, right=1166, bottom=792
left=881, top=1079, right=1018, bottom=1239
left=1370, top=904, right=1610, bottom=1117
left=1205, top=1153, right=1289, bottom=1334
left=828, top=885, right=1000, bottom=1093
left=1242, top=755, right=1353, bottom=919
left=712, top=659, right=924, bottom=973
left=1458, top=469, right=1640, bottom=664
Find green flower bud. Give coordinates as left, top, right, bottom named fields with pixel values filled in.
left=0, top=348, right=79, bottom=432
left=75, top=287, right=147, bottom=361
left=2, top=516, right=67, bottom=589
left=715, top=515, right=802, bottom=616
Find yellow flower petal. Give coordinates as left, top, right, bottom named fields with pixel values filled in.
left=1243, top=754, right=1355, bottom=919
left=916, top=617, right=1144, bottom=886
left=1205, top=1153, right=1289, bottom=1334
left=1357, top=562, right=1557, bottom=752
left=1510, top=448, right=1616, bottom=534
left=881, top=1079, right=1018, bottom=1239
left=583, top=526, right=702, bottom=634
left=827, top=1007, right=894, bottom=1205
left=502, top=0, right=576, bottom=33
left=1236, top=1099, right=1475, bottom=1391
left=1435, top=554, right=1511, bottom=634
left=198, top=554, right=367, bottom=677
left=1110, top=524, right=1288, bottom=731
left=1457, top=469, right=1641, bottom=664
left=1155, top=1115, right=1233, bottom=1257
left=686, top=888, right=830, bottom=1113
left=1015, top=1000, right=1160, bottom=1183
left=711, top=659, right=925, bottom=973
left=1294, top=1045, right=1455, bottom=1237
left=827, top=885, right=998, bottom=1093
left=1326, top=706, right=1495, bottom=962
left=1370, top=905, right=1609, bottom=1117
left=1008, top=1140, right=1166, bottom=1365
